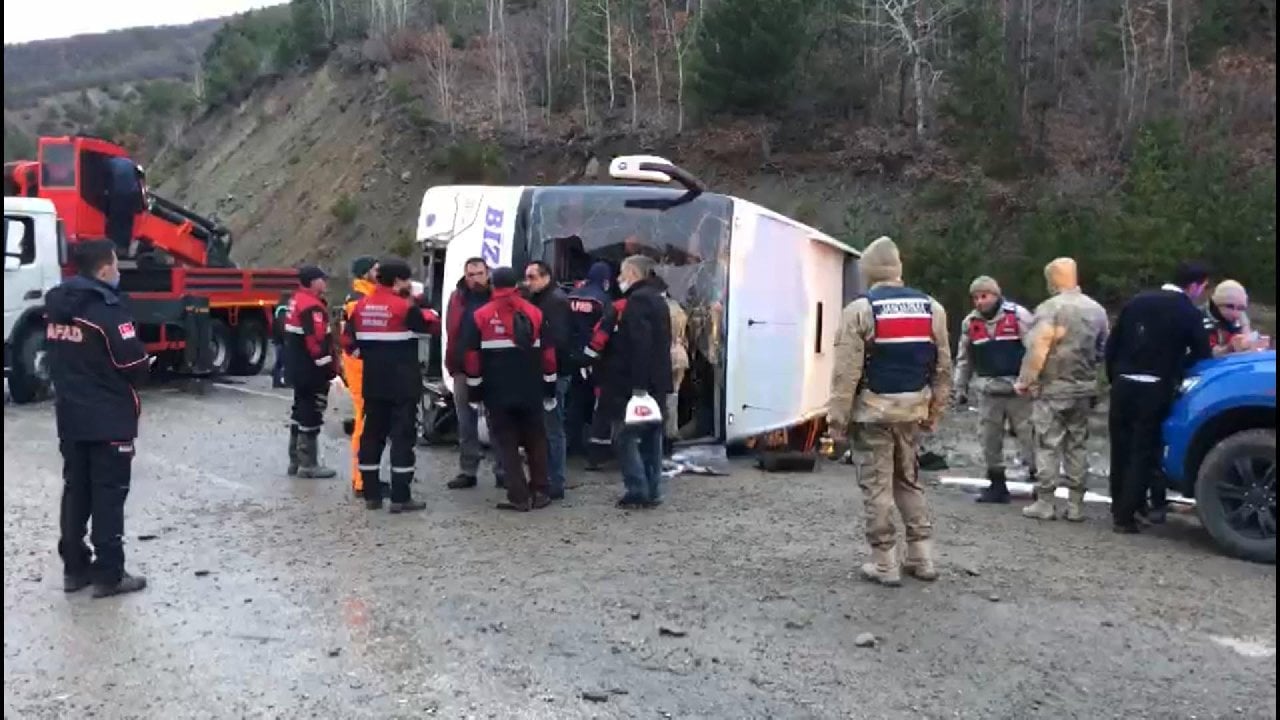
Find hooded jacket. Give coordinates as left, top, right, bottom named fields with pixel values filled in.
left=1016, top=258, right=1109, bottom=398
left=44, top=275, right=150, bottom=442
left=827, top=237, right=952, bottom=427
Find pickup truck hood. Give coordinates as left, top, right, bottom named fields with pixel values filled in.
left=1188, top=350, right=1277, bottom=378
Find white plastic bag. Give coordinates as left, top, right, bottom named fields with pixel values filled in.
left=624, top=392, right=663, bottom=425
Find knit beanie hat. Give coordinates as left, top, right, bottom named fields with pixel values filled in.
left=859, top=236, right=903, bottom=287
left=969, top=275, right=1001, bottom=297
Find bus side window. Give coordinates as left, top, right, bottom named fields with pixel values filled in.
left=814, top=302, right=824, bottom=354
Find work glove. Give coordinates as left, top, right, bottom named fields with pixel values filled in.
left=543, top=397, right=558, bottom=412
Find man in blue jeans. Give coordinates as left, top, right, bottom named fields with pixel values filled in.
left=524, top=261, right=574, bottom=499
left=597, top=256, right=673, bottom=508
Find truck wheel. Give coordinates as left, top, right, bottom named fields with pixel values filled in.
left=8, top=326, right=52, bottom=404
left=208, top=319, right=234, bottom=376
left=229, top=316, right=268, bottom=376
left=1195, top=429, right=1276, bottom=564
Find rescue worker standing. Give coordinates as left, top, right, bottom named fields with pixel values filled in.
left=1015, top=257, right=1109, bottom=523
left=444, top=258, right=500, bottom=490
left=1104, top=262, right=1211, bottom=531
left=566, top=262, right=612, bottom=456
left=954, top=275, right=1036, bottom=503
left=346, top=258, right=441, bottom=512
left=461, top=266, right=558, bottom=512
left=46, top=240, right=149, bottom=597
left=524, top=260, right=573, bottom=500
left=581, top=295, right=628, bottom=470
left=827, top=237, right=951, bottom=586
left=271, top=293, right=291, bottom=388
left=341, top=256, right=378, bottom=498
left=284, top=265, right=338, bottom=479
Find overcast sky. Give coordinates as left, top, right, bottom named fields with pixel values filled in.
left=4, top=0, right=283, bottom=45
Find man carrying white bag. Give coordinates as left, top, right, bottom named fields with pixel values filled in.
left=595, top=256, right=673, bottom=509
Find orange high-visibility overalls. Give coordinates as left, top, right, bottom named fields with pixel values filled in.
left=341, top=277, right=376, bottom=495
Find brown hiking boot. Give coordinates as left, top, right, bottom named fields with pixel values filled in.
left=859, top=546, right=902, bottom=587
left=903, top=539, right=939, bottom=581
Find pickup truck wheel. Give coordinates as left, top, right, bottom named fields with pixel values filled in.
left=229, top=316, right=268, bottom=376
left=1195, top=428, right=1277, bottom=564
left=208, top=319, right=233, bottom=376
left=9, top=326, right=52, bottom=404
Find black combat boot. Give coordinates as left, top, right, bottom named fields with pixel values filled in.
left=976, top=468, right=1011, bottom=503
left=296, top=434, right=337, bottom=479
left=286, top=426, right=300, bottom=476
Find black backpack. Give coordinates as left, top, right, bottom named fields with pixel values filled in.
left=511, top=308, right=536, bottom=351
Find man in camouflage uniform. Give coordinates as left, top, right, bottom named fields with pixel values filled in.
left=954, top=275, right=1036, bottom=503
left=828, top=237, right=952, bottom=587
left=1014, top=257, right=1109, bottom=522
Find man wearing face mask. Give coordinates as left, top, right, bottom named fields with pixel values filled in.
left=1204, top=280, right=1266, bottom=356
left=345, top=257, right=441, bottom=512
left=1105, top=261, right=1212, bottom=531
left=953, top=275, right=1036, bottom=503
left=45, top=240, right=151, bottom=597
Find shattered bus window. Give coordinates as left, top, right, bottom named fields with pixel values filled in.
left=523, top=186, right=732, bottom=440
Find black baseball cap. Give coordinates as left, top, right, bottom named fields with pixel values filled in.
left=298, top=265, right=327, bottom=287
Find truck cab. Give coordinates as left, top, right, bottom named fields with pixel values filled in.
left=1162, top=350, right=1277, bottom=564
left=4, top=197, right=65, bottom=401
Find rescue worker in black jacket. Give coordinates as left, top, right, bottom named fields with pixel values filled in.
left=46, top=240, right=150, bottom=597
left=284, top=265, right=338, bottom=479
left=565, top=261, right=612, bottom=457
left=344, top=258, right=441, bottom=512
left=524, top=260, right=573, bottom=499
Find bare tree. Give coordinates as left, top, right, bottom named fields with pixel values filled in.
left=316, top=0, right=337, bottom=41
left=850, top=0, right=964, bottom=140
left=661, top=3, right=692, bottom=133
left=420, top=26, right=457, bottom=131
left=625, top=20, right=639, bottom=129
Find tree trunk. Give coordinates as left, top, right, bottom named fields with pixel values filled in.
left=603, top=0, right=616, bottom=110
left=626, top=25, right=638, bottom=130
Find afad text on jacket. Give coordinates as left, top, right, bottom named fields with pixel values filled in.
left=44, top=275, right=150, bottom=442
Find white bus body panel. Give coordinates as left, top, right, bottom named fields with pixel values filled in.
left=418, top=185, right=525, bottom=395
left=724, top=200, right=851, bottom=441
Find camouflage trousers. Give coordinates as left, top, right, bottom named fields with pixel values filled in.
left=1031, top=397, right=1092, bottom=494
left=980, top=392, right=1036, bottom=473
left=857, top=422, right=933, bottom=551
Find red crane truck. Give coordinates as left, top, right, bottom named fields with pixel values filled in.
left=4, top=135, right=298, bottom=403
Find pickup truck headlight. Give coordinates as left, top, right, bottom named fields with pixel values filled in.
left=1178, top=376, right=1201, bottom=394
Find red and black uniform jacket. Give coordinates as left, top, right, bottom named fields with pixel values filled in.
left=460, top=287, right=557, bottom=411
left=444, top=280, right=491, bottom=376
left=284, top=287, right=336, bottom=386
left=342, top=285, right=440, bottom=400
left=582, top=298, right=627, bottom=364
left=44, top=275, right=150, bottom=442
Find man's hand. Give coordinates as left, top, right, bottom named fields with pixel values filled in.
left=543, top=397, right=558, bottom=412
left=1013, top=380, right=1031, bottom=397
left=468, top=402, right=481, bottom=412
left=1230, top=333, right=1252, bottom=351
left=919, top=416, right=939, bottom=434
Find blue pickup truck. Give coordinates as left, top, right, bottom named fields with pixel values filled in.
left=1162, top=350, right=1276, bottom=564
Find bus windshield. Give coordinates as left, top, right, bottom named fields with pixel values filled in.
left=522, top=185, right=732, bottom=440
left=522, top=186, right=731, bottom=360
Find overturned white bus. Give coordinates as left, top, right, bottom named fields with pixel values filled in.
left=413, top=156, right=861, bottom=446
